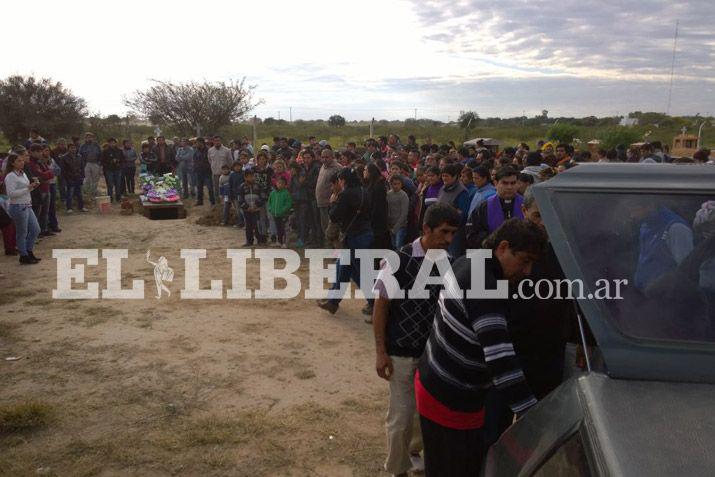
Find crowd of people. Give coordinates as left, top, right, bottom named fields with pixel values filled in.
left=1, top=127, right=714, bottom=475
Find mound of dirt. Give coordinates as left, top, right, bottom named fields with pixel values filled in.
left=194, top=203, right=239, bottom=226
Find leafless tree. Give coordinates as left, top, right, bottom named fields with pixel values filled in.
left=124, top=78, right=260, bottom=136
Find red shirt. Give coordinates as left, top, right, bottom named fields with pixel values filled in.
left=414, top=370, right=485, bottom=430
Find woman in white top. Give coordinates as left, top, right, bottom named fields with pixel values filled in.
left=3, top=150, right=42, bottom=264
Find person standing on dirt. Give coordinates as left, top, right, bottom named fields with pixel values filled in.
left=302, top=149, right=323, bottom=246
left=208, top=135, right=232, bottom=197
left=58, top=143, right=86, bottom=212
left=79, top=132, right=102, bottom=198
left=193, top=137, right=215, bottom=206
left=415, top=219, right=545, bottom=477
left=101, top=138, right=124, bottom=203
left=372, top=203, right=460, bottom=477
left=121, top=139, right=138, bottom=195
left=315, top=148, right=341, bottom=246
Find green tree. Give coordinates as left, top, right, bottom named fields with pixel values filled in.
left=328, top=114, right=346, bottom=127
left=0, top=75, right=87, bottom=142
left=596, top=126, right=643, bottom=149
left=547, top=123, right=580, bottom=144
left=124, top=78, right=259, bottom=136
left=458, top=111, right=479, bottom=130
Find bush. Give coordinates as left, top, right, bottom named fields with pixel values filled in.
left=547, top=123, right=580, bottom=144
left=596, top=126, right=643, bottom=149
left=0, top=401, right=52, bottom=433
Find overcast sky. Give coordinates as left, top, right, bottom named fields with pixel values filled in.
left=4, top=0, right=714, bottom=121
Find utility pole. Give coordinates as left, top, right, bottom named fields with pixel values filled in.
left=370, top=117, right=374, bottom=138
left=666, top=19, right=679, bottom=115
left=414, top=108, right=417, bottom=120
left=289, top=107, right=292, bottom=122
left=278, top=111, right=281, bottom=121
left=252, top=115, right=257, bottom=149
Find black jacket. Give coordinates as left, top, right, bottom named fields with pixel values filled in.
left=193, top=147, right=211, bottom=174
left=367, top=179, right=389, bottom=235
left=329, top=185, right=372, bottom=236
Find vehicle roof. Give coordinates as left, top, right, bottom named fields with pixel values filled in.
left=543, top=163, right=715, bottom=192
left=581, top=375, right=715, bottom=476
left=484, top=374, right=715, bottom=476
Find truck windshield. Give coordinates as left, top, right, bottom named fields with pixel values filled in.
left=552, top=192, right=715, bottom=344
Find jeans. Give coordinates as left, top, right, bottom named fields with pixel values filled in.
left=319, top=206, right=330, bottom=246
left=308, top=198, right=323, bottom=245
left=195, top=171, right=215, bottom=204
left=244, top=210, right=259, bottom=244
left=104, top=169, right=122, bottom=202
left=84, top=162, right=101, bottom=197
left=328, top=230, right=374, bottom=306
left=32, top=191, right=50, bottom=232
left=176, top=163, right=195, bottom=198
left=8, top=204, right=40, bottom=256
left=232, top=200, right=245, bottom=227
left=222, top=196, right=231, bottom=224
left=65, top=179, right=84, bottom=210
left=121, top=166, right=136, bottom=195
left=275, top=216, right=287, bottom=244
left=48, top=183, right=59, bottom=230
left=295, top=202, right=309, bottom=242
left=392, top=227, right=407, bottom=250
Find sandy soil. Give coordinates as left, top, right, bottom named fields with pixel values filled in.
left=0, top=201, right=389, bottom=477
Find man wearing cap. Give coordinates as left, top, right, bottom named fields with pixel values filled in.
left=79, top=133, right=102, bottom=198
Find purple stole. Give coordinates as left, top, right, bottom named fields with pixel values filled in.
left=486, top=195, right=524, bottom=232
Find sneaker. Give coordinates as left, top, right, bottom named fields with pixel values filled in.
left=28, top=252, right=42, bottom=262
left=281, top=243, right=287, bottom=249
left=51, top=228, right=62, bottom=233
left=81, top=208, right=89, bottom=212
left=66, top=209, right=74, bottom=214
left=317, top=299, right=339, bottom=314
left=241, top=242, right=253, bottom=247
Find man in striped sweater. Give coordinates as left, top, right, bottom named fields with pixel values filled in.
left=415, top=218, right=548, bottom=476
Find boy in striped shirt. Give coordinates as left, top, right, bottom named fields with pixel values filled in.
left=415, top=218, right=547, bottom=476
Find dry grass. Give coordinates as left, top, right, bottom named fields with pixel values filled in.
left=0, top=401, right=53, bottom=434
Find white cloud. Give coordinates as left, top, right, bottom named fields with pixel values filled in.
left=2, top=0, right=714, bottom=120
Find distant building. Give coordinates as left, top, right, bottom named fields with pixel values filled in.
left=620, top=117, right=639, bottom=127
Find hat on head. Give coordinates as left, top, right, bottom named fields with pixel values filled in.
left=260, top=144, right=270, bottom=151
left=318, top=140, right=328, bottom=147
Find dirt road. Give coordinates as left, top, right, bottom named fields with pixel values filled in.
left=0, top=206, right=388, bottom=476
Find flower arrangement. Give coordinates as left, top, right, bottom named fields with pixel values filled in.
left=140, top=173, right=180, bottom=202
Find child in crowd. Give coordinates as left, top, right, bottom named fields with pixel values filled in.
left=219, top=164, right=231, bottom=226
left=229, top=161, right=245, bottom=228
left=238, top=169, right=266, bottom=246
left=387, top=175, right=409, bottom=249
left=268, top=176, right=293, bottom=248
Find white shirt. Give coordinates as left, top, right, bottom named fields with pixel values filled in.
left=372, top=237, right=428, bottom=299
left=4, top=170, right=33, bottom=205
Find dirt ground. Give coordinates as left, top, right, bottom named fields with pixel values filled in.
left=0, top=200, right=389, bottom=477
